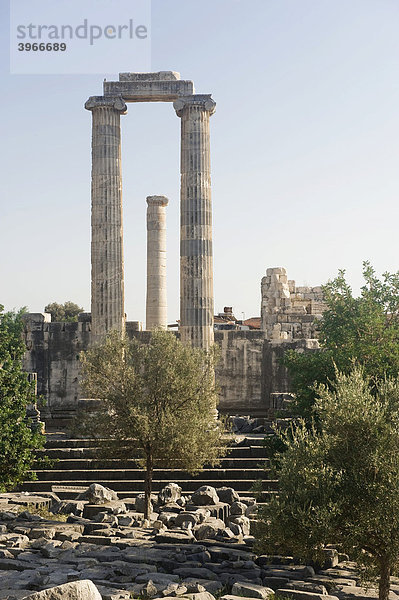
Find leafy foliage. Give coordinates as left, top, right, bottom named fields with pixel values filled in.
left=79, top=329, right=227, bottom=518
left=256, top=369, right=399, bottom=600
left=0, top=306, right=45, bottom=491
left=283, top=262, right=399, bottom=419
left=44, top=301, right=83, bottom=322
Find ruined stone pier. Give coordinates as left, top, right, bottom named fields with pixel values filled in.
left=146, top=195, right=168, bottom=330
left=85, top=95, right=127, bottom=340
left=174, top=95, right=216, bottom=349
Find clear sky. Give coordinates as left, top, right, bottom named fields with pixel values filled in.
left=1, top=0, right=398, bottom=324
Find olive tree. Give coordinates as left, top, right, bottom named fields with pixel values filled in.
left=256, top=368, right=399, bottom=600
left=44, top=301, right=83, bottom=323
left=79, top=329, right=226, bottom=518
left=0, top=306, right=45, bottom=491
left=283, top=262, right=399, bottom=420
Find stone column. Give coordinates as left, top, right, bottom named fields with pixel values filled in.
left=85, top=95, right=127, bottom=341
left=146, top=195, right=168, bottom=330
left=174, top=94, right=216, bottom=349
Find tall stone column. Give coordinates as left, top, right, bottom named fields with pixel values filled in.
left=85, top=95, right=127, bottom=341
left=146, top=195, right=168, bottom=330
left=174, top=95, right=216, bottom=349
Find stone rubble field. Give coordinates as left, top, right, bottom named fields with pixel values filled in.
left=0, top=484, right=392, bottom=600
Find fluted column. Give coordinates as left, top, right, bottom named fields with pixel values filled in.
left=85, top=95, right=127, bottom=341
left=146, top=195, right=168, bottom=330
left=174, top=94, right=216, bottom=349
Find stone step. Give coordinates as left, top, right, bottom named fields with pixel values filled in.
left=34, top=467, right=273, bottom=482
left=23, top=432, right=274, bottom=502
left=42, top=435, right=271, bottom=450
left=34, top=457, right=269, bottom=470
left=38, top=444, right=269, bottom=459
left=22, top=477, right=275, bottom=494
left=27, top=486, right=275, bottom=502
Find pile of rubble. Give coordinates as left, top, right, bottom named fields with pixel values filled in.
left=0, top=484, right=386, bottom=600
left=229, top=416, right=271, bottom=435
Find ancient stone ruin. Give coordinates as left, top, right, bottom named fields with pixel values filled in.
left=20, top=72, right=328, bottom=427
left=85, top=71, right=215, bottom=350
left=0, top=481, right=362, bottom=600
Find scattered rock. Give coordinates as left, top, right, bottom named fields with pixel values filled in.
left=175, top=512, right=200, bottom=528
left=52, top=501, right=86, bottom=517
left=229, top=515, right=250, bottom=536
left=0, top=488, right=376, bottom=600
left=135, top=494, right=153, bottom=514
left=191, top=486, right=220, bottom=506
left=232, top=582, right=274, bottom=599
left=230, top=501, right=247, bottom=516
left=284, top=581, right=328, bottom=595
left=215, top=487, right=240, bottom=505
left=21, top=579, right=102, bottom=600
left=159, top=484, right=182, bottom=505
left=155, top=530, right=194, bottom=543
left=83, top=501, right=126, bottom=519
left=77, top=484, right=119, bottom=505
left=194, top=518, right=226, bottom=540
left=277, top=591, right=339, bottom=600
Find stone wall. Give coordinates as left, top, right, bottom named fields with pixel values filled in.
left=261, top=267, right=326, bottom=341
left=214, top=330, right=265, bottom=415
left=22, top=313, right=91, bottom=426
left=22, top=267, right=325, bottom=425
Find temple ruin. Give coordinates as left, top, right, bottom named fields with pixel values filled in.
left=85, top=71, right=216, bottom=349
left=21, top=71, right=327, bottom=427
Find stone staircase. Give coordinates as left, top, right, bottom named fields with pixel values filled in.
left=22, top=432, right=276, bottom=501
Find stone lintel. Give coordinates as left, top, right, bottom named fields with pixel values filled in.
left=103, top=79, right=194, bottom=102
left=119, top=71, right=180, bottom=81
left=173, top=94, right=216, bottom=116
left=85, top=95, right=127, bottom=113
left=146, top=195, right=169, bottom=207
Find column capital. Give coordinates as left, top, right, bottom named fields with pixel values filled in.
left=173, top=94, right=216, bottom=118
left=85, top=95, right=127, bottom=113
left=146, top=195, right=169, bottom=207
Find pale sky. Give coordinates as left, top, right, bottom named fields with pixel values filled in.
left=1, top=0, right=398, bottom=324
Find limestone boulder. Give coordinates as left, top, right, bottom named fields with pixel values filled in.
left=135, top=494, right=153, bottom=514
left=52, top=501, right=86, bottom=517
left=83, top=501, right=126, bottom=519
left=232, top=582, right=274, bottom=599
left=155, top=530, right=194, bottom=544
left=276, top=591, right=339, bottom=600
left=216, top=487, right=239, bottom=504
left=184, top=580, right=222, bottom=595
left=159, top=582, right=189, bottom=597
left=174, top=511, right=200, bottom=528
left=284, top=581, right=328, bottom=595
left=230, top=501, right=247, bottom=516
left=76, top=484, right=118, bottom=505
left=29, top=527, right=57, bottom=540
left=136, top=572, right=180, bottom=585
left=162, top=501, right=183, bottom=513
left=0, top=533, right=29, bottom=549
left=194, top=517, right=226, bottom=540
left=191, top=486, right=219, bottom=506
left=228, top=521, right=242, bottom=536
left=21, top=579, right=102, bottom=600
left=183, top=593, right=217, bottom=600
left=229, top=515, right=251, bottom=535
left=158, top=483, right=182, bottom=505
left=158, top=512, right=175, bottom=528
